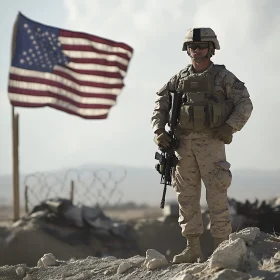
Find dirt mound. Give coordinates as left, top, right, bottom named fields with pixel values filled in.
left=0, top=198, right=139, bottom=266
left=1, top=196, right=280, bottom=270
left=0, top=227, right=279, bottom=280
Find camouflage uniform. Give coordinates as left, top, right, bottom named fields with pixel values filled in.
left=151, top=61, right=253, bottom=240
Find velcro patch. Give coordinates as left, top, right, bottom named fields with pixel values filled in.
left=232, top=78, right=245, bottom=90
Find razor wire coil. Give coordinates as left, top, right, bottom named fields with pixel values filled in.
left=24, top=168, right=126, bottom=212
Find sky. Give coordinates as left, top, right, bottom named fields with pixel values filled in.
left=0, top=0, right=279, bottom=176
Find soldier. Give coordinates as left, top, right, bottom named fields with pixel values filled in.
left=151, top=27, right=253, bottom=263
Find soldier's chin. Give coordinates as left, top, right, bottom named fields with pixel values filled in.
left=193, top=56, right=206, bottom=62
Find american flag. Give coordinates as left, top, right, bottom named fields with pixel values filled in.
left=8, top=13, right=133, bottom=119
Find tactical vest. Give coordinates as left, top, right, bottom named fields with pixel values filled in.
left=176, top=64, right=234, bottom=134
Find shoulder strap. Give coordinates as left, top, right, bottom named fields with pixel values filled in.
left=209, top=64, right=226, bottom=75
left=179, top=64, right=192, bottom=79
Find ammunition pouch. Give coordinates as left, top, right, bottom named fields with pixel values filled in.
left=179, top=101, right=233, bottom=131
left=208, top=100, right=234, bottom=128
left=177, top=65, right=234, bottom=132
left=180, top=104, right=206, bottom=131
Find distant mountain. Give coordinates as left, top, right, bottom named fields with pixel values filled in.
left=0, top=163, right=279, bottom=208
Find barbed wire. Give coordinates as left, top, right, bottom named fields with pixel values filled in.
left=24, top=168, right=127, bottom=212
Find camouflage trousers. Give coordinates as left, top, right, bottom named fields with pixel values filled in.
left=172, top=136, right=232, bottom=238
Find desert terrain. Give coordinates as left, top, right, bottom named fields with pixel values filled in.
left=0, top=197, right=280, bottom=280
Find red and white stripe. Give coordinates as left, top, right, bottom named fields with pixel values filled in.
left=8, top=29, right=133, bottom=119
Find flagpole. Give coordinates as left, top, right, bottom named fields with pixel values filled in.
left=12, top=105, right=20, bottom=221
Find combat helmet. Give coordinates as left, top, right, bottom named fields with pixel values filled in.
left=182, top=27, right=220, bottom=58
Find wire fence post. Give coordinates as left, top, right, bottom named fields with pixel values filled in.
left=70, top=180, right=74, bottom=203
left=24, top=168, right=126, bottom=209
left=24, top=185, right=29, bottom=213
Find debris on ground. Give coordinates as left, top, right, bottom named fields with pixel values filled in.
left=1, top=227, right=280, bottom=280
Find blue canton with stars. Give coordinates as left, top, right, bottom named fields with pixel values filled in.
left=12, top=13, right=70, bottom=73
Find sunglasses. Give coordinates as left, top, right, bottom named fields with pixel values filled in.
left=187, top=43, right=209, bottom=50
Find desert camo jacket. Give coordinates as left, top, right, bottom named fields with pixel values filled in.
left=151, top=62, right=253, bottom=136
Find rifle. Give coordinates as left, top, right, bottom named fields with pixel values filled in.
left=154, top=90, right=182, bottom=209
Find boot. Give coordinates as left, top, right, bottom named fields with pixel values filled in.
left=173, top=235, right=203, bottom=264
left=214, top=236, right=228, bottom=249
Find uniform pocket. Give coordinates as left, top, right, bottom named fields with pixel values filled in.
left=193, top=105, right=206, bottom=131
left=172, top=169, right=181, bottom=193
left=179, top=105, right=194, bottom=129
left=179, top=105, right=206, bottom=131
left=213, top=160, right=232, bottom=191
left=208, top=101, right=234, bottom=128
left=209, top=103, right=226, bottom=128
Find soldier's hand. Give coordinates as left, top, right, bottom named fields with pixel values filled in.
left=154, top=128, right=171, bottom=148
left=212, top=123, right=233, bottom=144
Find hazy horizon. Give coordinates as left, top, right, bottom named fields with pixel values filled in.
left=1, top=159, right=280, bottom=177
left=1, top=162, right=279, bottom=208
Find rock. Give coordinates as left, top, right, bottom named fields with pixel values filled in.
left=127, top=255, right=145, bottom=266
left=272, top=251, right=280, bottom=265
left=15, top=266, right=26, bottom=277
left=208, top=269, right=250, bottom=280
left=37, top=253, right=57, bottom=267
left=117, top=261, right=133, bottom=274
left=86, top=256, right=99, bottom=261
left=143, top=249, right=168, bottom=270
left=23, top=274, right=33, bottom=280
left=274, top=251, right=280, bottom=260
left=210, top=238, right=247, bottom=270
left=229, top=227, right=260, bottom=246
left=243, top=251, right=259, bottom=271
left=184, top=262, right=208, bottom=274
left=102, top=256, right=117, bottom=261
left=172, top=271, right=198, bottom=280
left=0, top=231, right=280, bottom=280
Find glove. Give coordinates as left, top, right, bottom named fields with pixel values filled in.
left=212, top=123, right=233, bottom=144
left=154, top=128, right=171, bottom=148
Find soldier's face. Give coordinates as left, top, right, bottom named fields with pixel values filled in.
left=188, top=42, right=209, bottom=61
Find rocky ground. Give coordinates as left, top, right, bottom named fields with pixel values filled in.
left=0, top=227, right=280, bottom=280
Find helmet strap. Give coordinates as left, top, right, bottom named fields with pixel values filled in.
left=206, top=42, right=215, bottom=58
